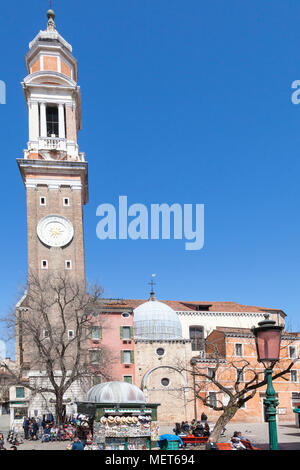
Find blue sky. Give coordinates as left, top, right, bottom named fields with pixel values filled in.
left=0, top=0, right=300, bottom=351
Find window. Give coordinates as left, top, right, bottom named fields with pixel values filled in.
left=291, top=370, right=298, bottom=383
left=120, top=326, right=133, bottom=340
left=289, top=346, right=297, bottom=359
left=235, top=343, right=243, bottom=357
left=89, top=349, right=102, bottom=363
left=189, top=326, right=204, bottom=351
left=43, top=330, right=49, bottom=339
left=161, top=378, right=170, bottom=387
left=41, top=260, right=48, bottom=270
left=92, top=376, right=102, bottom=386
left=65, top=260, right=72, bottom=270
left=40, top=197, right=46, bottom=206
left=123, top=376, right=133, bottom=384
left=89, top=326, right=102, bottom=340
left=16, top=387, right=25, bottom=399
left=68, top=330, right=74, bottom=341
left=156, top=348, right=165, bottom=356
left=121, top=350, right=134, bottom=364
left=207, top=368, right=215, bottom=379
left=46, top=105, right=59, bottom=137
left=208, top=392, right=217, bottom=407
left=122, top=312, right=130, bottom=318
left=237, top=369, right=244, bottom=382
left=63, top=198, right=70, bottom=207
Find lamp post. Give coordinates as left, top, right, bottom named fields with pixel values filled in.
left=252, top=314, right=283, bottom=451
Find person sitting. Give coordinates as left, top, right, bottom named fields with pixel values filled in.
left=233, top=431, right=255, bottom=447
left=50, top=427, right=58, bottom=441
left=229, top=436, right=246, bottom=450
left=203, top=423, right=210, bottom=437
left=71, top=437, right=84, bottom=451
left=193, top=422, right=204, bottom=437
left=182, top=421, right=190, bottom=434
left=41, top=425, right=51, bottom=443
left=57, top=425, right=66, bottom=441
left=205, top=437, right=218, bottom=450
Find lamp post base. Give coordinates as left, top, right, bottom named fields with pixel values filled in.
left=264, top=368, right=279, bottom=450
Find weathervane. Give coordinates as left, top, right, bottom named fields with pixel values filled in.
left=149, top=274, right=156, bottom=301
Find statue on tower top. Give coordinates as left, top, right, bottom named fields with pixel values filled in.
left=46, top=8, right=56, bottom=32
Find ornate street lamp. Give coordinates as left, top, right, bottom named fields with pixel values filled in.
left=252, top=314, right=284, bottom=450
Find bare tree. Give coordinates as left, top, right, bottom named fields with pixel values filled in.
left=178, top=336, right=299, bottom=441
left=1, top=272, right=113, bottom=424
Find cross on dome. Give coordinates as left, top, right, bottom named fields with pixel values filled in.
left=148, top=274, right=156, bottom=301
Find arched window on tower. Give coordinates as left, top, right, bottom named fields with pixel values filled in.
left=189, top=326, right=204, bottom=351
left=46, top=105, right=59, bottom=137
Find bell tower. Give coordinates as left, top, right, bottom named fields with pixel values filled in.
left=17, top=9, right=88, bottom=282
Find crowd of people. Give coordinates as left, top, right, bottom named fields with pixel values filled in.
left=173, top=413, right=224, bottom=439
left=0, top=415, right=91, bottom=450
left=173, top=413, right=255, bottom=451
left=174, top=420, right=212, bottom=437
left=22, top=415, right=93, bottom=447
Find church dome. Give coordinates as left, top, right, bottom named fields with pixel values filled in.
left=86, top=381, right=146, bottom=404
left=134, top=300, right=182, bottom=340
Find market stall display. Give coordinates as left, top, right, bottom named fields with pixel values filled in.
left=76, top=381, right=160, bottom=450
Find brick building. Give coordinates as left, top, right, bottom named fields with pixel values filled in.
left=190, top=327, right=300, bottom=423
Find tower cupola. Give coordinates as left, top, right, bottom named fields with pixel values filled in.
left=22, top=9, right=83, bottom=162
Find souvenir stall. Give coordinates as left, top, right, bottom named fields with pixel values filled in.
left=71, top=413, right=93, bottom=444
left=77, top=381, right=160, bottom=450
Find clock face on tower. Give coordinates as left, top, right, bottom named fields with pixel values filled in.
left=37, top=215, right=74, bottom=248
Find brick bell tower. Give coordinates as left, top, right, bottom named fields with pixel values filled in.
left=17, top=9, right=88, bottom=283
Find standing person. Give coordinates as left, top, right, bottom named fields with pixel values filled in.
left=0, top=433, right=5, bottom=450
left=23, top=417, right=29, bottom=440
left=173, top=423, right=181, bottom=435
left=41, top=417, right=47, bottom=432
left=205, top=437, right=218, bottom=450
left=30, top=419, right=39, bottom=440
left=36, top=417, right=42, bottom=439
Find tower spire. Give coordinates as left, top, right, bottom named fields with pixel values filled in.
left=148, top=274, right=157, bottom=301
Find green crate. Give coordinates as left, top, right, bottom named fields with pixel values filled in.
left=167, top=441, right=180, bottom=450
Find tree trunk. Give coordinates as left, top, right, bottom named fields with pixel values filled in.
left=210, top=404, right=239, bottom=442
left=55, top=393, right=64, bottom=426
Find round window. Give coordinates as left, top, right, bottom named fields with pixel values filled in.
left=156, top=348, right=165, bottom=356
left=161, top=378, right=170, bottom=387
left=122, top=312, right=130, bottom=318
